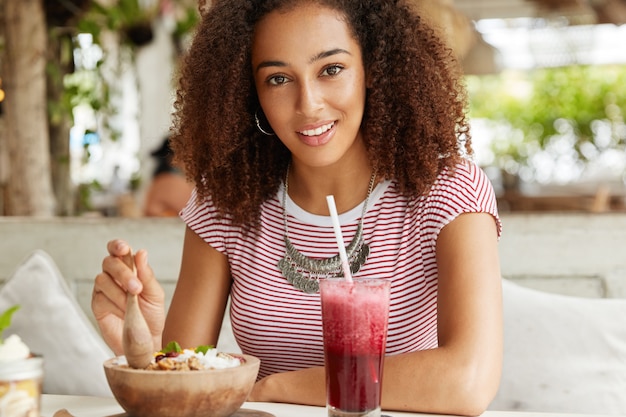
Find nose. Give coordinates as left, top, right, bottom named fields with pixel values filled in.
left=295, top=80, right=323, bottom=116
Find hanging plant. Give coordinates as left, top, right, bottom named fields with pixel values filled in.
left=78, top=0, right=158, bottom=48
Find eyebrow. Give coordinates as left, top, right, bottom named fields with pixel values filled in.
left=255, top=48, right=351, bottom=73
left=310, top=48, right=351, bottom=63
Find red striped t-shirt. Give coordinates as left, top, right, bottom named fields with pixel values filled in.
left=181, top=161, right=502, bottom=378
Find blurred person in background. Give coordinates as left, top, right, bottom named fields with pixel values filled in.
left=143, top=137, right=193, bottom=217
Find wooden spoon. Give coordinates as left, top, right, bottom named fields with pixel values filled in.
left=121, top=250, right=154, bottom=369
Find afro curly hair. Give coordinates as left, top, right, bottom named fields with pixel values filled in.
left=170, top=0, right=472, bottom=226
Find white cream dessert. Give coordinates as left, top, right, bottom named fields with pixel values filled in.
left=0, top=335, right=31, bottom=361
left=0, top=308, right=42, bottom=417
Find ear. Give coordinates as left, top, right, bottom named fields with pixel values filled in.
left=198, top=0, right=210, bottom=16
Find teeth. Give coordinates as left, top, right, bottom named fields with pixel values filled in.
left=300, top=122, right=334, bottom=137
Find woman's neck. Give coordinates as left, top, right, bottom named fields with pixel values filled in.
left=286, top=162, right=375, bottom=216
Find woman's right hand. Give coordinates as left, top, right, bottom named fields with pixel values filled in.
left=91, top=239, right=166, bottom=356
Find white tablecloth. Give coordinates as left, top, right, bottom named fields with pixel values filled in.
left=40, top=394, right=613, bottom=417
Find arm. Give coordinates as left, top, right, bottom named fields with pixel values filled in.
left=249, top=212, right=502, bottom=416
left=163, top=226, right=232, bottom=349
left=382, top=211, right=503, bottom=414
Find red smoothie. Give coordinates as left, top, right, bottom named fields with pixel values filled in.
left=320, top=279, right=390, bottom=417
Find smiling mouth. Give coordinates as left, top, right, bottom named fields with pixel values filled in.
left=298, top=122, right=335, bottom=137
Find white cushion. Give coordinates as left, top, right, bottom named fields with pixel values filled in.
left=490, top=279, right=626, bottom=415
left=0, top=250, right=113, bottom=397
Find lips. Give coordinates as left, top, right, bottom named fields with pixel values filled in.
left=297, top=121, right=336, bottom=146
left=298, top=122, right=335, bottom=137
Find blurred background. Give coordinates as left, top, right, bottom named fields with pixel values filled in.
left=0, top=0, right=625, bottom=217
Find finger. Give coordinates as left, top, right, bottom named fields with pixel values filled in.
left=106, top=239, right=131, bottom=257
left=92, top=291, right=125, bottom=322
left=102, top=253, right=142, bottom=295
left=134, top=250, right=156, bottom=289
left=105, top=239, right=138, bottom=285
left=134, top=249, right=165, bottom=304
left=97, top=313, right=126, bottom=356
left=92, top=272, right=127, bottom=319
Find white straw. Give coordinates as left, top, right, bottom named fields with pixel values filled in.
left=326, top=195, right=353, bottom=282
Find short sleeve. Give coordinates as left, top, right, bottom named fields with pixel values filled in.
left=180, top=189, right=230, bottom=254
left=421, top=161, right=502, bottom=247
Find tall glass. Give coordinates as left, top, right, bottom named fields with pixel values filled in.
left=320, top=278, right=391, bottom=417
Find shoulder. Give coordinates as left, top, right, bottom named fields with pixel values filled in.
left=429, top=160, right=497, bottom=206
left=438, top=160, right=491, bottom=188
left=416, top=160, right=502, bottom=237
left=180, top=188, right=282, bottom=241
left=180, top=190, right=224, bottom=228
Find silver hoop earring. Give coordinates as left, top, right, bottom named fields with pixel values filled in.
left=255, top=108, right=276, bottom=136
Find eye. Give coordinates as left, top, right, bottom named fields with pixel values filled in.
left=268, top=74, right=288, bottom=86
left=321, top=64, right=343, bottom=77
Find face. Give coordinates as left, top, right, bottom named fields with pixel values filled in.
left=252, top=3, right=367, bottom=169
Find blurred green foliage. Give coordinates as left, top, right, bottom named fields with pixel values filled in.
left=467, top=65, right=626, bottom=175
left=77, top=0, right=157, bottom=45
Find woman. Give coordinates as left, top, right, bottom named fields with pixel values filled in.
left=92, top=0, right=503, bottom=415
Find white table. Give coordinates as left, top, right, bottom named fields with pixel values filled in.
left=40, top=395, right=612, bottom=417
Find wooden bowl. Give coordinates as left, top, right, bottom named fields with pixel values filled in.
left=103, top=354, right=260, bottom=417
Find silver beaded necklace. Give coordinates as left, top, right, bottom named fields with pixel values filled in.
left=277, top=168, right=377, bottom=293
